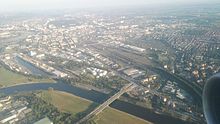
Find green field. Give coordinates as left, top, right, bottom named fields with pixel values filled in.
left=0, top=67, right=55, bottom=87
left=39, top=90, right=95, bottom=116
left=91, top=107, right=152, bottom=124
left=38, top=91, right=152, bottom=124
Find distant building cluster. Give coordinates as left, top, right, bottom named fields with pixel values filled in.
left=0, top=96, right=31, bottom=124
left=0, top=10, right=216, bottom=124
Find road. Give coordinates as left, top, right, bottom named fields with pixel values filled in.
left=90, top=44, right=202, bottom=101
left=76, top=68, right=160, bottom=124
left=76, top=82, right=135, bottom=124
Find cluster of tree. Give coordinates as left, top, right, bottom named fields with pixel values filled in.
left=64, top=60, right=87, bottom=69
left=94, top=76, right=129, bottom=90
left=63, top=73, right=129, bottom=92
left=15, top=93, right=80, bottom=124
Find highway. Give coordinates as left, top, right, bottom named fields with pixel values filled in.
left=76, top=82, right=135, bottom=124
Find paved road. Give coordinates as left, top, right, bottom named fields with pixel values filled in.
left=76, top=83, right=135, bottom=124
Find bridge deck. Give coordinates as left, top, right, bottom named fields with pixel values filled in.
left=76, top=83, right=134, bottom=124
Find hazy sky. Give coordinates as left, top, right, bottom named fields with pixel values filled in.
left=0, top=0, right=219, bottom=12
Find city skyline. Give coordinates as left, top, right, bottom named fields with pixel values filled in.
left=0, top=0, right=219, bottom=12
left=0, top=2, right=219, bottom=124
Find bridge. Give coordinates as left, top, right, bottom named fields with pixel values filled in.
left=76, top=82, right=135, bottom=124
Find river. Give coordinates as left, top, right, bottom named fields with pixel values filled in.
left=0, top=82, right=190, bottom=124
left=16, top=56, right=52, bottom=77
left=7, top=56, right=191, bottom=124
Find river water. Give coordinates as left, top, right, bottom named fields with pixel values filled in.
left=0, top=82, right=190, bottom=124
left=16, top=56, right=52, bottom=77
left=4, top=57, right=191, bottom=124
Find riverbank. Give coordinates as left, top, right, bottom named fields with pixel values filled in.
left=0, top=81, right=56, bottom=90
left=91, top=107, right=152, bottom=124
left=0, top=82, right=192, bottom=124
left=74, top=83, right=111, bottom=94
left=0, top=66, right=55, bottom=88
left=38, top=90, right=97, bottom=116
left=13, top=90, right=153, bottom=124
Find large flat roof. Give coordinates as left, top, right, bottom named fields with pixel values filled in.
left=34, top=117, right=53, bottom=124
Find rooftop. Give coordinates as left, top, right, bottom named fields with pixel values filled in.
left=34, top=117, right=53, bottom=124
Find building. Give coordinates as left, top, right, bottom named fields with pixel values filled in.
left=123, top=68, right=145, bottom=78
left=0, top=96, right=11, bottom=103
left=52, top=70, right=68, bottom=78
left=29, top=51, right=37, bottom=56
left=34, top=117, right=53, bottom=124
left=0, top=113, right=17, bottom=123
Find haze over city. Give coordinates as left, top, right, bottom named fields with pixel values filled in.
left=0, top=0, right=220, bottom=12
left=0, top=0, right=220, bottom=124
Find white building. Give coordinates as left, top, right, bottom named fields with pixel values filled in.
left=29, top=51, right=37, bottom=56
left=0, top=114, right=17, bottom=123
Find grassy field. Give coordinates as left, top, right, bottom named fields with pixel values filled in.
left=91, top=107, right=153, bottom=124
left=39, top=90, right=95, bottom=116
left=39, top=90, right=152, bottom=124
left=0, top=67, right=55, bottom=87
